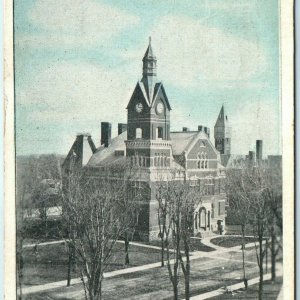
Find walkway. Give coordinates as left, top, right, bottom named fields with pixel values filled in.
left=21, top=236, right=257, bottom=296
left=187, top=274, right=272, bottom=300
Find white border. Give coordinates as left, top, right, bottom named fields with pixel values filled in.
left=3, top=0, right=294, bottom=299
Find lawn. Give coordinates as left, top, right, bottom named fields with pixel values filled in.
left=141, top=238, right=215, bottom=252
left=210, top=236, right=257, bottom=248
left=27, top=254, right=261, bottom=300
left=21, top=240, right=162, bottom=287
left=210, top=276, right=283, bottom=299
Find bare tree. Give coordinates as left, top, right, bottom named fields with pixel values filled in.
left=165, top=183, right=182, bottom=300
left=155, top=179, right=170, bottom=267
left=60, top=162, right=142, bottom=300
left=225, top=165, right=282, bottom=299
left=16, top=155, right=62, bottom=299
left=225, top=169, right=253, bottom=289
left=178, top=182, right=202, bottom=300
left=158, top=176, right=202, bottom=300
left=263, top=166, right=282, bottom=281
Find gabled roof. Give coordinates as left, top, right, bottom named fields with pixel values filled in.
left=87, top=131, right=127, bottom=166
left=126, top=82, right=150, bottom=108
left=170, top=131, right=198, bottom=155
left=152, top=82, right=171, bottom=110
left=127, top=81, right=171, bottom=110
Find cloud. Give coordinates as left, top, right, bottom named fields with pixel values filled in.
left=16, top=61, right=135, bottom=143
left=18, top=0, right=139, bottom=48
left=228, top=100, right=281, bottom=155
left=122, top=15, right=267, bottom=89
left=205, top=1, right=255, bottom=12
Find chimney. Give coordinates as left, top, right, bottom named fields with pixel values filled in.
left=74, top=133, right=95, bottom=166
left=198, top=125, right=210, bottom=138
left=182, top=127, right=189, bottom=132
left=118, top=123, right=127, bottom=135
left=101, top=122, right=111, bottom=147
left=206, top=128, right=210, bottom=138
left=256, top=140, right=263, bottom=162
left=248, top=151, right=255, bottom=166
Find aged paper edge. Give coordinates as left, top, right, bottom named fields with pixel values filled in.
left=3, top=0, right=294, bottom=299
left=280, top=0, right=295, bottom=299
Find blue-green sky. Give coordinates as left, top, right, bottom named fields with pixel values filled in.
left=15, top=0, right=280, bottom=156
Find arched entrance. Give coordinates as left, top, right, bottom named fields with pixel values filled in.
left=199, top=207, right=206, bottom=229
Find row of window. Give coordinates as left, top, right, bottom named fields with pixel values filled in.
left=197, top=152, right=208, bottom=169
left=190, top=178, right=225, bottom=195
left=135, top=127, right=164, bottom=139
left=131, top=156, right=147, bottom=167
left=130, top=155, right=169, bottom=167
left=154, top=154, right=168, bottom=167
left=197, top=160, right=208, bottom=169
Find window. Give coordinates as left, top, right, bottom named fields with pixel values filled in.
left=136, top=128, right=142, bottom=139
left=197, top=152, right=208, bottom=169
left=218, top=201, right=225, bottom=216
left=157, top=127, right=163, bottom=139
left=205, top=177, right=215, bottom=195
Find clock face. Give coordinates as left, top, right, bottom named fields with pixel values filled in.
left=156, top=102, right=164, bottom=114
left=135, top=103, right=143, bottom=113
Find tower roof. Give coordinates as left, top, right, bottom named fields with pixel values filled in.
left=215, top=105, right=229, bottom=128
left=143, top=37, right=156, bottom=61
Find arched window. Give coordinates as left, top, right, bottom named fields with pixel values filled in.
left=136, top=128, right=142, bottom=139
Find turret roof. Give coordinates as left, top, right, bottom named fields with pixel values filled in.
left=214, top=105, right=230, bottom=128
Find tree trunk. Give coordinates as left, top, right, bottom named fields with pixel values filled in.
left=241, top=225, right=247, bottom=289
left=184, top=251, right=190, bottom=300
left=67, top=243, right=73, bottom=286
left=271, top=224, right=276, bottom=281
left=172, top=277, right=178, bottom=300
left=265, top=239, right=268, bottom=273
left=124, top=238, right=130, bottom=265
left=17, top=250, right=24, bottom=299
left=258, top=235, right=264, bottom=300
left=161, top=237, right=165, bottom=267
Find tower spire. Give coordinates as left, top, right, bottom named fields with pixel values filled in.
left=142, top=38, right=157, bottom=101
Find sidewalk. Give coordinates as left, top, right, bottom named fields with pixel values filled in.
left=187, top=274, right=272, bottom=300
left=21, top=239, right=257, bottom=296
left=187, top=262, right=283, bottom=300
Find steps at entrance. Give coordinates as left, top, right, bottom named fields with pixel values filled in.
left=195, top=231, right=218, bottom=239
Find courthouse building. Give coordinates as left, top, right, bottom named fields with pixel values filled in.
left=62, top=40, right=228, bottom=241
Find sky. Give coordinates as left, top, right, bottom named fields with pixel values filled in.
left=14, top=0, right=281, bottom=156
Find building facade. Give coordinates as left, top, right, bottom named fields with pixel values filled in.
left=62, top=40, right=227, bottom=241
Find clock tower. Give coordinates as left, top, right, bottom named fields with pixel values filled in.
left=126, top=38, right=172, bottom=168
